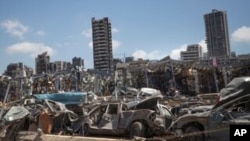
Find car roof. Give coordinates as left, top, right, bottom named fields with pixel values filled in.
left=212, top=93, right=250, bottom=112
left=219, top=77, right=250, bottom=101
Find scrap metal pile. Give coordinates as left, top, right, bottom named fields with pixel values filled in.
left=1, top=73, right=250, bottom=140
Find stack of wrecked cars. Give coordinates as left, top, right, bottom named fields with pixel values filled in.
left=61, top=88, right=174, bottom=138
left=0, top=86, right=175, bottom=140
left=1, top=76, right=250, bottom=141
left=0, top=91, right=99, bottom=140
left=169, top=76, right=250, bottom=141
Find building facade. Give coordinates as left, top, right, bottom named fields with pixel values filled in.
left=125, top=56, right=134, bottom=63
left=181, top=44, right=202, bottom=61
left=92, top=17, right=113, bottom=73
left=54, top=61, right=67, bottom=72
left=4, top=62, right=33, bottom=78
left=35, top=52, right=50, bottom=74
left=72, top=57, right=84, bottom=68
left=204, top=9, right=231, bottom=58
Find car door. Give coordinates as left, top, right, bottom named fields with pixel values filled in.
left=207, top=110, right=231, bottom=141
left=158, top=104, right=173, bottom=129
left=98, top=103, right=120, bottom=130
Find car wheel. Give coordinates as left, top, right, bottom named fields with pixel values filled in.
left=79, top=123, right=89, bottom=136
left=182, top=126, right=204, bottom=141
left=129, top=122, right=145, bottom=138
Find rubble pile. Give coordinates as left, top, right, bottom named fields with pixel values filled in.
left=0, top=65, right=250, bottom=140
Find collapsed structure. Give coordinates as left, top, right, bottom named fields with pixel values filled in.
left=1, top=54, right=250, bottom=102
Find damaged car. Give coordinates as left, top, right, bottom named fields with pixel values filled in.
left=127, top=94, right=173, bottom=130
left=169, top=76, right=250, bottom=141
left=78, top=95, right=169, bottom=138
left=0, top=105, right=31, bottom=140
left=171, top=101, right=206, bottom=118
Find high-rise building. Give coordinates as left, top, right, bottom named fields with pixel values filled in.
left=54, top=61, right=66, bottom=72
left=72, top=57, right=84, bottom=68
left=204, top=9, right=231, bottom=58
left=92, top=17, right=113, bottom=72
left=35, top=52, right=50, bottom=74
left=181, top=44, right=202, bottom=61
left=47, top=62, right=56, bottom=73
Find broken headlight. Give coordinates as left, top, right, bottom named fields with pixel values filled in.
left=148, top=113, right=156, bottom=122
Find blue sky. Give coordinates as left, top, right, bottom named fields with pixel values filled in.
left=1, top=0, right=250, bottom=74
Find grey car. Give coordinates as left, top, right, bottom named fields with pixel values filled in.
left=169, top=77, right=250, bottom=141
left=80, top=97, right=169, bottom=138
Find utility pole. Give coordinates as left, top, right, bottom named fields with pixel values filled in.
left=75, top=66, right=78, bottom=92
left=170, top=59, right=176, bottom=88
left=145, top=68, right=149, bottom=87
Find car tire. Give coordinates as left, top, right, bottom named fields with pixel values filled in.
left=80, top=123, right=89, bottom=136
left=182, top=126, right=204, bottom=141
left=129, top=122, right=145, bottom=138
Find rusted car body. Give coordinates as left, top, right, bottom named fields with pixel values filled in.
left=169, top=76, right=250, bottom=141
left=80, top=95, right=169, bottom=138
left=127, top=95, right=173, bottom=129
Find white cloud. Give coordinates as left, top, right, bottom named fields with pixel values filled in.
left=169, top=44, right=187, bottom=60
left=232, top=26, right=250, bottom=43
left=82, top=29, right=92, bottom=38
left=132, top=43, right=205, bottom=61
left=37, top=30, right=45, bottom=36
left=112, top=28, right=119, bottom=33
left=132, top=45, right=187, bottom=61
left=132, top=50, right=165, bottom=60
left=88, top=41, right=93, bottom=48
left=1, top=20, right=28, bottom=39
left=88, top=40, right=121, bottom=50
left=132, top=50, right=147, bottom=60
left=148, top=50, right=161, bottom=59
left=198, top=40, right=207, bottom=53
left=6, top=42, right=56, bottom=58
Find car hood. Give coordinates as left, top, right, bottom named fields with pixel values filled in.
left=180, top=109, right=211, bottom=118
left=179, top=105, right=213, bottom=114
left=215, top=77, right=250, bottom=108
left=189, top=93, right=250, bottom=117
left=212, top=93, right=250, bottom=113
left=128, top=94, right=163, bottom=110
left=170, top=110, right=211, bottom=130
left=190, top=105, right=214, bottom=111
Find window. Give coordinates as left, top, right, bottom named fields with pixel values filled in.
left=107, top=104, right=118, bottom=115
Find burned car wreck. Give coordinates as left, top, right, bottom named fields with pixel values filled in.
left=77, top=95, right=172, bottom=138
left=169, top=76, right=250, bottom=141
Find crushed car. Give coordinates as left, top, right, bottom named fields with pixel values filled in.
left=170, top=93, right=219, bottom=118
left=169, top=76, right=250, bottom=141
left=127, top=94, right=173, bottom=129
left=77, top=95, right=170, bottom=138
left=170, top=101, right=206, bottom=118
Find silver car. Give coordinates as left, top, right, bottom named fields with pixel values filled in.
left=169, top=77, right=250, bottom=141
